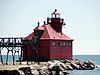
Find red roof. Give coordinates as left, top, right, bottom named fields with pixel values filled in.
left=26, top=24, right=72, bottom=40
left=34, top=26, right=44, bottom=30
left=26, top=32, right=34, bottom=40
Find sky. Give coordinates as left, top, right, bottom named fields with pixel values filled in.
left=0, top=0, right=100, bottom=55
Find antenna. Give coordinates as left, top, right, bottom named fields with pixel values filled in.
left=38, top=21, right=40, bottom=26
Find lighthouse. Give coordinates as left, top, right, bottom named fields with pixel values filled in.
left=22, top=9, right=73, bottom=61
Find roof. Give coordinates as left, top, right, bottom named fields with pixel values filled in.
left=26, top=32, right=34, bottom=40
left=34, top=26, right=44, bottom=30
left=41, top=24, right=72, bottom=40
left=26, top=24, right=72, bottom=41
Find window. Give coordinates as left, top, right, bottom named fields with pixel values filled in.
left=52, top=42, right=56, bottom=46
left=60, top=42, right=63, bottom=46
left=56, top=42, right=68, bottom=46
left=63, top=42, right=66, bottom=46
left=51, top=13, right=60, bottom=18
left=52, top=14, right=55, bottom=18
left=65, top=42, right=71, bottom=46
left=66, top=42, right=68, bottom=46
left=69, top=42, right=71, bottom=46
left=56, top=14, right=60, bottom=18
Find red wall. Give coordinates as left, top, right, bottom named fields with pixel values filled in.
left=50, top=40, right=72, bottom=59
left=22, top=39, right=72, bottom=60
left=38, top=39, right=72, bottom=60
left=38, top=39, right=50, bottom=59
left=22, top=46, right=35, bottom=60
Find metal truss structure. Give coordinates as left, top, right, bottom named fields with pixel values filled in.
left=0, top=37, right=25, bottom=65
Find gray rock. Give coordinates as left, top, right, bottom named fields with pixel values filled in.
left=31, top=69, right=39, bottom=75
left=88, top=60, right=95, bottom=69
left=39, top=69, right=50, bottom=75
left=32, top=63, right=41, bottom=70
left=19, top=67, right=32, bottom=75
left=17, top=70, right=25, bottom=75
left=49, top=63, right=64, bottom=71
left=71, top=62, right=80, bottom=70
left=65, top=64, right=73, bottom=70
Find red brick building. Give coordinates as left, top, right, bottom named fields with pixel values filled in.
left=22, top=10, right=73, bottom=61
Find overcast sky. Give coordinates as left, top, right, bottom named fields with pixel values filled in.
left=0, top=0, right=100, bottom=55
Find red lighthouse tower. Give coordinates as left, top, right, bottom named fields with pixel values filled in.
left=22, top=9, right=73, bottom=61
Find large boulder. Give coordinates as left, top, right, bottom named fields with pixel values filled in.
left=39, top=69, right=50, bottom=75
left=31, top=69, right=39, bottom=75
left=48, top=61, right=65, bottom=75
left=48, top=60, right=67, bottom=71
left=32, top=63, right=41, bottom=70
left=19, top=67, right=32, bottom=75
left=79, top=61, right=95, bottom=70
left=17, top=70, right=25, bottom=75
left=71, top=62, right=80, bottom=70
left=39, top=66, right=50, bottom=75
left=50, top=63, right=64, bottom=71
left=65, top=63, right=73, bottom=70
left=39, top=62, right=49, bottom=67
left=88, top=60, right=95, bottom=69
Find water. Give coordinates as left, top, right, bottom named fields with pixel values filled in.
left=66, top=69, right=100, bottom=75
left=0, top=55, right=20, bottom=62
left=0, top=55, right=100, bottom=75
left=73, top=55, right=100, bottom=65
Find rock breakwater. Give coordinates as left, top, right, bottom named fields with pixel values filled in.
left=0, top=59, right=95, bottom=75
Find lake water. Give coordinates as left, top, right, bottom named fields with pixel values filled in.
left=0, top=55, right=100, bottom=75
